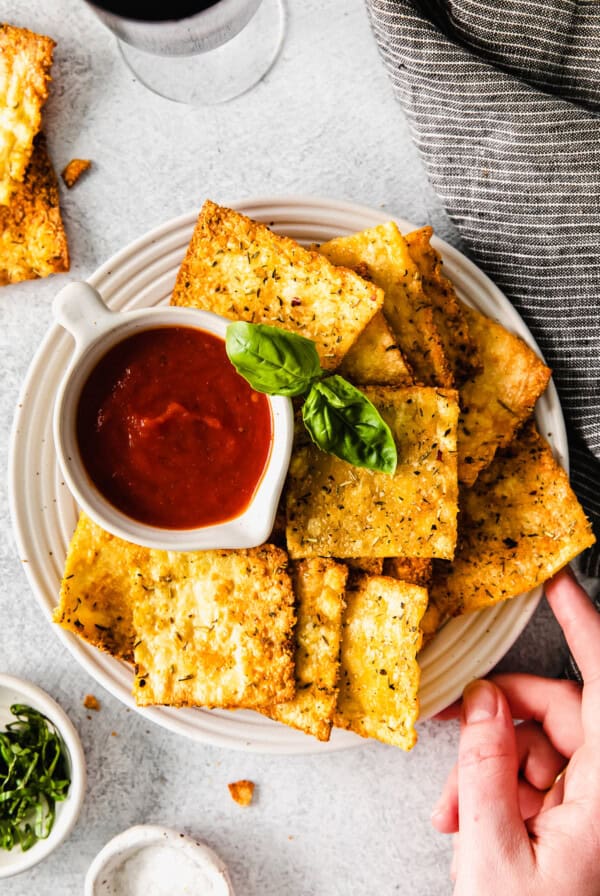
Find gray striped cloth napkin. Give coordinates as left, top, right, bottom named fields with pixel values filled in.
left=365, top=0, right=600, bottom=588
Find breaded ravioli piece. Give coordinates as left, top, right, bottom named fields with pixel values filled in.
left=338, top=311, right=414, bottom=387
left=405, top=225, right=480, bottom=385
left=457, top=304, right=551, bottom=485
left=132, top=545, right=296, bottom=709
left=429, top=423, right=596, bottom=623
left=53, top=513, right=143, bottom=661
left=0, top=132, right=69, bottom=284
left=317, top=221, right=452, bottom=387
left=263, top=558, right=348, bottom=741
left=286, top=386, right=459, bottom=560
left=0, top=23, right=55, bottom=205
left=171, top=200, right=383, bottom=369
left=334, top=574, right=428, bottom=750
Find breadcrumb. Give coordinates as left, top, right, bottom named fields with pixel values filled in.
left=61, top=158, right=91, bottom=188
left=228, top=780, right=255, bottom=806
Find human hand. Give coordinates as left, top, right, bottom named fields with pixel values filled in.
left=431, top=566, right=600, bottom=895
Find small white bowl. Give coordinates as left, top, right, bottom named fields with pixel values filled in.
left=0, top=674, right=86, bottom=879
left=84, top=824, right=235, bottom=895
left=52, top=280, right=293, bottom=552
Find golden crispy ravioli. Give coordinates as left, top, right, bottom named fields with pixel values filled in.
left=334, top=574, right=427, bottom=750
left=338, top=311, right=413, bottom=387
left=317, top=222, right=452, bottom=387
left=170, top=200, right=383, bottom=369
left=264, top=558, right=348, bottom=742
left=286, top=386, right=459, bottom=560
left=0, top=23, right=54, bottom=204
left=405, top=226, right=480, bottom=384
left=0, top=132, right=69, bottom=284
left=53, top=513, right=142, bottom=661
left=457, top=304, right=551, bottom=485
left=61, top=157, right=91, bottom=188
left=430, top=423, right=596, bottom=622
left=132, top=545, right=296, bottom=709
left=383, top=557, right=432, bottom=588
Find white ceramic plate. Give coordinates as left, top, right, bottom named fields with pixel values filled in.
left=8, top=196, right=567, bottom=754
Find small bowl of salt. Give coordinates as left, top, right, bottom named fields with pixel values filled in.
left=84, top=824, right=234, bottom=896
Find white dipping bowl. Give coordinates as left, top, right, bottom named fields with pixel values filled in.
left=84, top=824, right=235, bottom=896
left=52, top=281, right=293, bottom=552
left=0, top=674, right=86, bottom=879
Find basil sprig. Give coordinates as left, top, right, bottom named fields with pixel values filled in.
left=0, top=704, right=71, bottom=852
left=225, top=322, right=322, bottom=397
left=226, top=322, right=397, bottom=475
left=302, top=375, right=397, bottom=474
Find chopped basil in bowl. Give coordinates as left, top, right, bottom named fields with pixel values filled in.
left=0, top=674, right=86, bottom=878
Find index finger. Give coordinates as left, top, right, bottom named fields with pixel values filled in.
left=545, top=566, right=600, bottom=734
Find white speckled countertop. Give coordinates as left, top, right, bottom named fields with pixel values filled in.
left=0, top=1, right=576, bottom=893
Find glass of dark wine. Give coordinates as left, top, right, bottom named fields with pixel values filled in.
left=83, top=0, right=285, bottom=105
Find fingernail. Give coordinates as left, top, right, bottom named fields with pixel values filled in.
left=462, top=680, right=498, bottom=723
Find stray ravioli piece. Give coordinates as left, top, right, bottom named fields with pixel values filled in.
left=0, top=22, right=55, bottom=204
left=334, top=575, right=428, bottom=750
left=264, top=558, right=348, bottom=742
left=429, top=423, right=596, bottom=622
left=405, top=226, right=480, bottom=385
left=132, top=545, right=296, bottom=709
left=286, top=386, right=459, bottom=560
left=317, top=221, right=452, bottom=387
left=338, top=311, right=413, bottom=387
left=171, top=200, right=383, bottom=369
left=53, top=513, right=142, bottom=661
left=457, top=304, right=551, bottom=485
left=0, top=132, right=69, bottom=284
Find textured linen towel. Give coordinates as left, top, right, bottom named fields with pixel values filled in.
left=364, top=0, right=600, bottom=590
left=364, top=0, right=600, bottom=681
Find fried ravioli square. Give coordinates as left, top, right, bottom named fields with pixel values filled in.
left=405, top=225, right=480, bottom=385
left=457, top=304, right=551, bottom=485
left=171, top=200, right=383, bottom=369
left=317, top=221, right=452, bottom=387
left=338, top=311, right=413, bottom=387
left=0, top=23, right=55, bottom=205
left=286, top=386, right=459, bottom=560
left=53, top=513, right=143, bottom=661
left=263, top=558, right=348, bottom=741
left=0, top=132, right=69, bottom=284
left=429, top=423, right=596, bottom=622
left=132, top=545, right=296, bottom=709
left=334, top=574, right=428, bottom=750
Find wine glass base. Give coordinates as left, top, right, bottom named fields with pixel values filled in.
left=117, top=0, right=285, bottom=106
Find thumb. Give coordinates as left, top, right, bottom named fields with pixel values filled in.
left=457, top=680, right=529, bottom=861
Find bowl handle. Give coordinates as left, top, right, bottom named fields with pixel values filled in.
left=52, top=281, right=116, bottom=349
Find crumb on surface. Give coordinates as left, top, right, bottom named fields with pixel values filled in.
left=61, top=157, right=91, bottom=188
left=228, top=779, right=255, bottom=806
left=83, top=693, right=100, bottom=711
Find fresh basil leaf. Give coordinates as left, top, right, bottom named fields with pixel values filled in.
left=226, top=322, right=322, bottom=397
left=302, top=375, right=398, bottom=475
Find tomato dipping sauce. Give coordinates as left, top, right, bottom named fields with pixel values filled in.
left=76, top=326, right=273, bottom=530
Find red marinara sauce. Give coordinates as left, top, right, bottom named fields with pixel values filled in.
left=76, top=326, right=273, bottom=530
